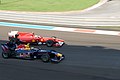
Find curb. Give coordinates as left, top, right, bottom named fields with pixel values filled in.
left=53, top=27, right=120, bottom=36
left=0, top=22, right=120, bottom=36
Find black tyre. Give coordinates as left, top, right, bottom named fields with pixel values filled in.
left=41, top=53, right=50, bottom=62
left=2, top=52, right=9, bottom=59
left=62, top=55, right=65, bottom=59
left=46, top=40, right=54, bottom=47
left=29, top=53, right=36, bottom=60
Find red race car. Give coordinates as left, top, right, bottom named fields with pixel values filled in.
left=8, top=31, right=65, bottom=47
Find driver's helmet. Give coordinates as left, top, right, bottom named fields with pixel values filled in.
left=32, top=32, right=34, bottom=35
left=51, top=36, right=56, bottom=39
left=8, top=41, right=14, bottom=45
left=15, top=34, right=19, bottom=38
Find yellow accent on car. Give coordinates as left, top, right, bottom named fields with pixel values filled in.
left=32, top=39, right=35, bottom=42
left=57, top=53, right=62, bottom=57
left=25, top=48, right=30, bottom=50
left=25, top=43, right=30, bottom=50
left=40, top=39, right=43, bottom=41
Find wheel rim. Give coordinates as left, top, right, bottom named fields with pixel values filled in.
left=41, top=55, right=49, bottom=62
left=46, top=40, right=54, bottom=47
left=2, top=52, right=8, bottom=58
left=47, top=43, right=52, bottom=46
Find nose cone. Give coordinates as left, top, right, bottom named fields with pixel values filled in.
left=56, top=53, right=62, bottom=57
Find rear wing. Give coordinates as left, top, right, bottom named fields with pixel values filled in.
left=1, top=44, right=9, bottom=52
left=8, top=31, right=18, bottom=37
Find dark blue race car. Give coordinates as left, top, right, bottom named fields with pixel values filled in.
left=1, top=44, right=65, bottom=63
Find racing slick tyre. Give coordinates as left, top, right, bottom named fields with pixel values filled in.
left=2, top=52, right=10, bottom=59
left=46, top=40, right=54, bottom=47
left=62, top=55, right=65, bottom=60
left=41, top=53, right=50, bottom=62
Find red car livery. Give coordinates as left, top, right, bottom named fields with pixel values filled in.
left=8, top=31, right=65, bottom=47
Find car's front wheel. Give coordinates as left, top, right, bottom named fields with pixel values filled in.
left=46, top=40, right=54, bottom=47
left=41, top=53, right=50, bottom=62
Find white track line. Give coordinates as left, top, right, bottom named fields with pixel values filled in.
left=53, top=27, right=120, bottom=36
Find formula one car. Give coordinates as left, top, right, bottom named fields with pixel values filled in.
left=1, top=43, right=65, bottom=63
left=8, top=31, right=65, bottom=47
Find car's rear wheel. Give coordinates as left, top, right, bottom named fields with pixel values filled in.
left=2, top=52, right=10, bottom=59
left=41, top=53, right=50, bottom=62
left=46, top=40, right=54, bottom=47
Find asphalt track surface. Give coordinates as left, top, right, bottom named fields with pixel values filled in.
left=1, top=26, right=120, bottom=80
